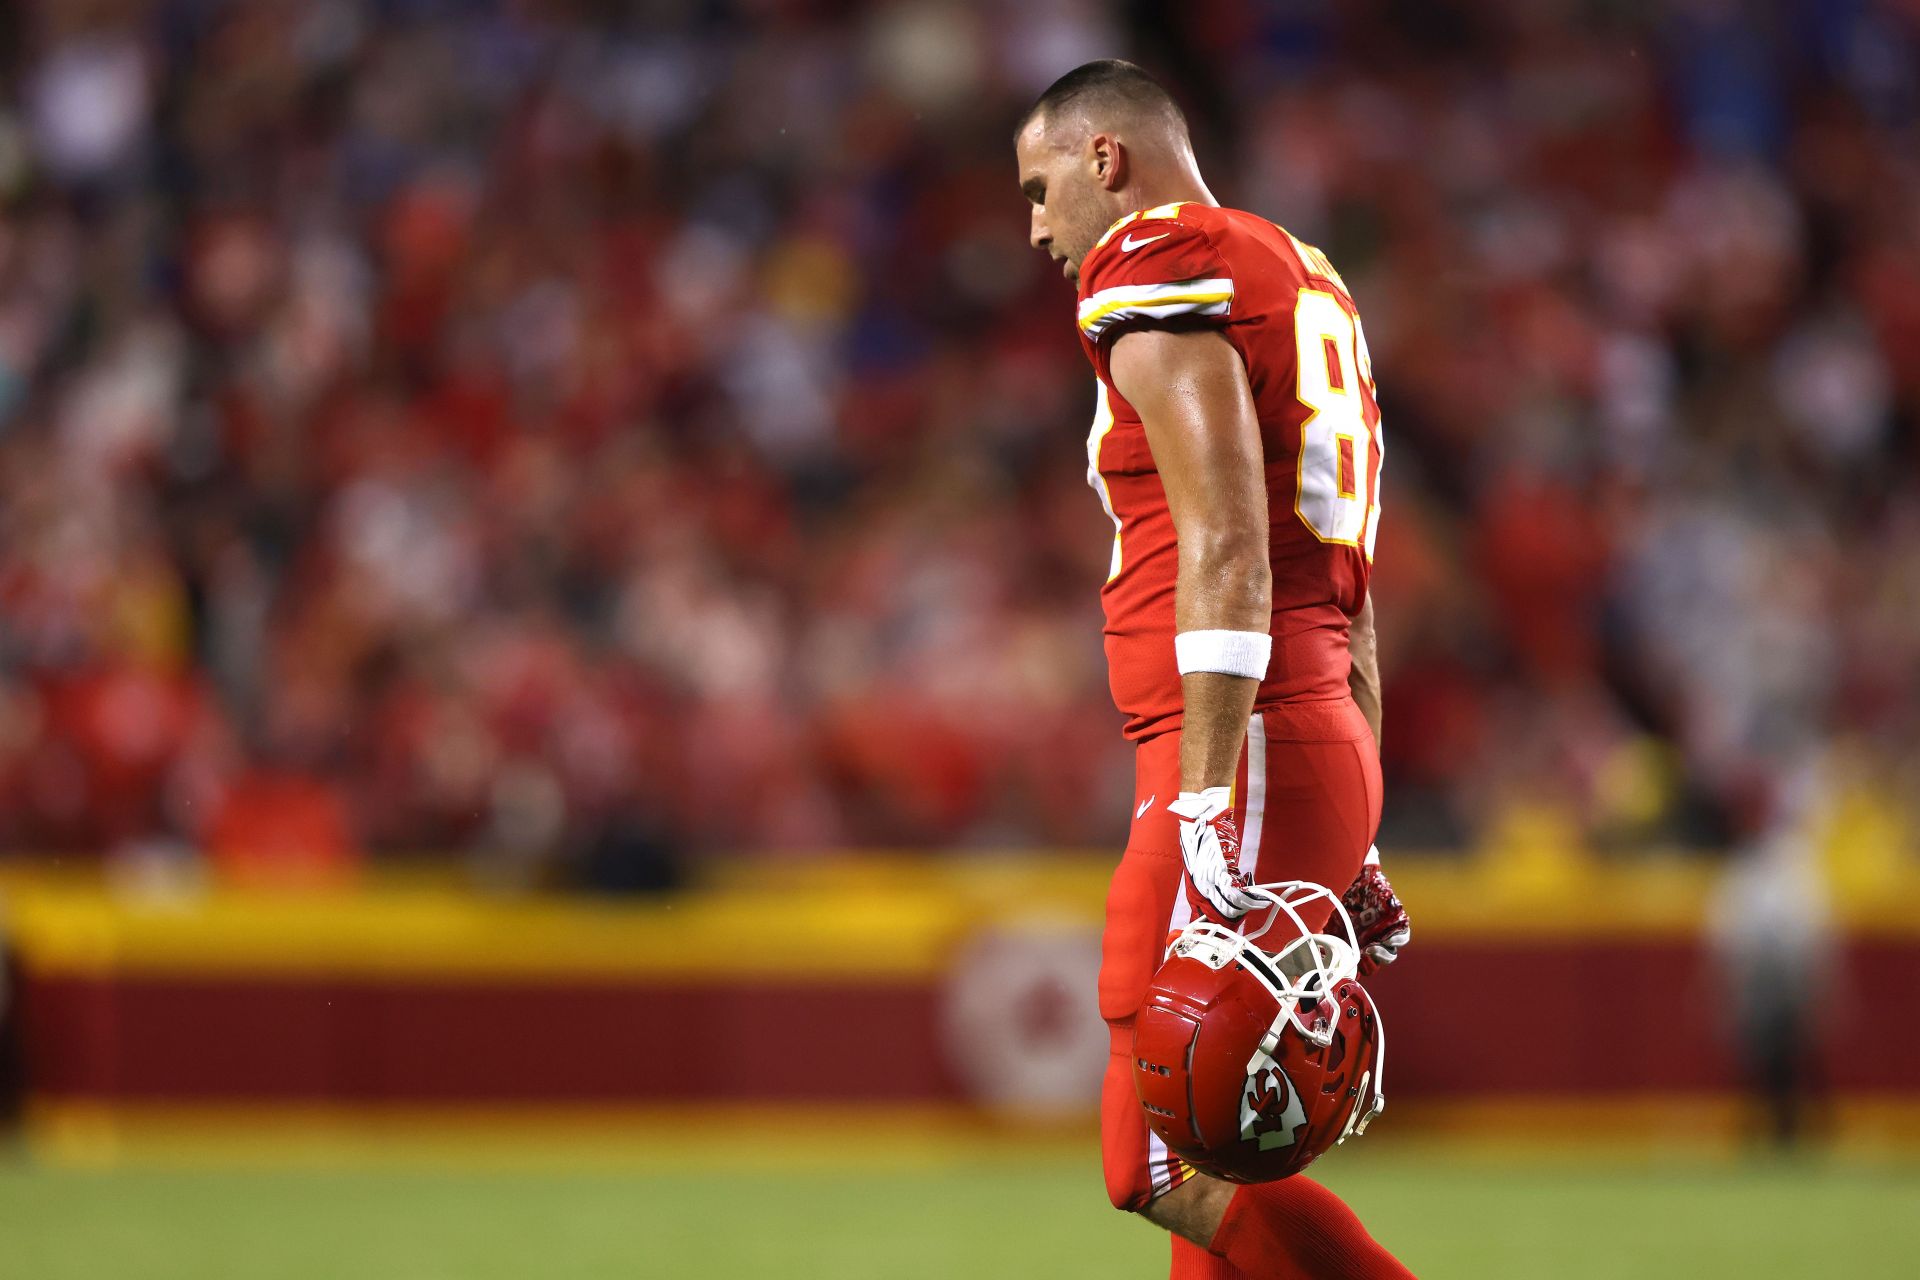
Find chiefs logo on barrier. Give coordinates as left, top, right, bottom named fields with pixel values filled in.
left=1239, top=1056, right=1307, bottom=1151
left=942, top=916, right=1108, bottom=1118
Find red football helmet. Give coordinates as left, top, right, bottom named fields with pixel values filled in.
left=1132, top=881, right=1386, bottom=1183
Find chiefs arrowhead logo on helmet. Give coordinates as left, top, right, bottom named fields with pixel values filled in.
left=1240, top=1059, right=1307, bottom=1151
left=1132, top=881, right=1386, bottom=1184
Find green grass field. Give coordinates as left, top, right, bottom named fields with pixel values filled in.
left=3, top=1150, right=1917, bottom=1279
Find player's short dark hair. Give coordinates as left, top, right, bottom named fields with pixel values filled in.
left=1019, top=59, right=1188, bottom=141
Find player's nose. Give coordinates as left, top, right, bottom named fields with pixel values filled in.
left=1029, top=208, right=1050, bottom=254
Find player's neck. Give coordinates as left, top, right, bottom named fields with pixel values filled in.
left=1123, top=170, right=1218, bottom=213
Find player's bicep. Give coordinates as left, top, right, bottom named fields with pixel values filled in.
left=1107, top=328, right=1266, bottom=550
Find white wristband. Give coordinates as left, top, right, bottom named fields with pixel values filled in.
left=1174, top=629, right=1272, bottom=680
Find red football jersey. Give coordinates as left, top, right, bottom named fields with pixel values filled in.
left=1075, top=202, right=1383, bottom=741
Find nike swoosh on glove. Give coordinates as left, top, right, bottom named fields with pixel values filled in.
left=1342, top=853, right=1411, bottom=976
left=1167, top=787, right=1263, bottom=921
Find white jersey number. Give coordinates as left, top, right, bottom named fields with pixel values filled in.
left=1293, top=289, right=1382, bottom=558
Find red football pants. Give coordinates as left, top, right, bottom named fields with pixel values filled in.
left=1098, top=698, right=1381, bottom=1212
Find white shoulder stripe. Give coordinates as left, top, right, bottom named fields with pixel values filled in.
left=1077, top=277, right=1233, bottom=339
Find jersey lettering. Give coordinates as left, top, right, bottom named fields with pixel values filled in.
left=1292, top=289, right=1383, bottom=559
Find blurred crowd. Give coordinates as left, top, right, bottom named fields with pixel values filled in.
left=0, top=0, right=1916, bottom=884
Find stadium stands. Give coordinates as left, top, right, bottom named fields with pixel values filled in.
left=0, top=1, right=1914, bottom=875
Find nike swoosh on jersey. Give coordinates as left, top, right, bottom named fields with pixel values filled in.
left=1136, top=794, right=1156, bottom=819
left=1120, top=232, right=1171, bottom=252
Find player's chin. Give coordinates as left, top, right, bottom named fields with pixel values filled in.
left=1060, top=258, right=1078, bottom=282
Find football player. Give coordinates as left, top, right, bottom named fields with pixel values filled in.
left=1014, top=61, right=1414, bottom=1279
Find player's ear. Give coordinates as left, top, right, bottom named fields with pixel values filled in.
left=1089, top=132, right=1127, bottom=192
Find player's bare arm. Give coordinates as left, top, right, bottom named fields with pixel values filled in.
left=1106, top=328, right=1271, bottom=792
left=1349, top=592, right=1382, bottom=753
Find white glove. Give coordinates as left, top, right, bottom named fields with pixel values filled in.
left=1167, top=787, right=1262, bottom=921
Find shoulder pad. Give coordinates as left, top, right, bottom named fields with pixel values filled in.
left=1078, top=204, right=1234, bottom=342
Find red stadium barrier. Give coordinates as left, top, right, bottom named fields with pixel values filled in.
left=5, top=857, right=1917, bottom=1136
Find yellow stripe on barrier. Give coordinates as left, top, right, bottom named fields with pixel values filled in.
left=20, top=1099, right=1099, bottom=1172
left=1, top=882, right=961, bottom=981
left=3, top=844, right=1918, bottom=982
left=22, top=1095, right=1920, bottom=1171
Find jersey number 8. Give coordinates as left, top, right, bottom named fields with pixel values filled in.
left=1292, top=289, right=1382, bottom=559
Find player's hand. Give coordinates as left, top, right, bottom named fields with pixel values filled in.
left=1342, top=850, right=1410, bottom=976
left=1168, top=787, right=1262, bottom=922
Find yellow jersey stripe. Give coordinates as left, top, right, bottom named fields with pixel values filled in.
left=1076, top=278, right=1234, bottom=339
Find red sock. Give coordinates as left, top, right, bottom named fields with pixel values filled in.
left=1208, top=1178, right=1413, bottom=1279
left=1172, top=1235, right=1245, bottom=1278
